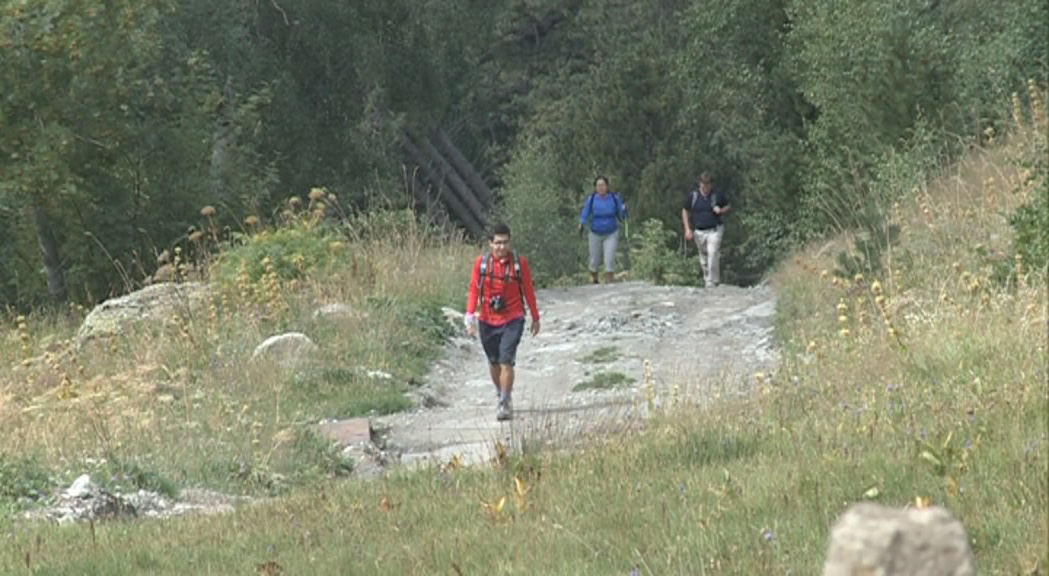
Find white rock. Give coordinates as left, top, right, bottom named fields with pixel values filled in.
left=313, top=303, right=354, bottom=319
left=251, top=332, right=318, bottom=366
left=65, top=474, right=96, bottom=499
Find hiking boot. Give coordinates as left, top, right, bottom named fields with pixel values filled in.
left=496, top=398, right=512, bottom=421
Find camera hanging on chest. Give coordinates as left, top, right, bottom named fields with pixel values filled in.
left=478, top=251, right=524, bottom=313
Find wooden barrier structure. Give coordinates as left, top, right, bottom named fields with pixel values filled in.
left=401, top=129, right=493, bottom=239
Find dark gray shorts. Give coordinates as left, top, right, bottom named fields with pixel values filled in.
left=478, top=318, right=525, bottom=366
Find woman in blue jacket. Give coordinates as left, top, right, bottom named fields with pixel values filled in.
left=578, top=176, right=628, bottom=284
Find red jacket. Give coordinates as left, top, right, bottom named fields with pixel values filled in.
left=466, top=253, right=540, bottom=326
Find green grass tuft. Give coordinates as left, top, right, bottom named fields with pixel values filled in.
left=572, top=371, right=636, bottom=391
left=577, top=345, right=620, bottom=364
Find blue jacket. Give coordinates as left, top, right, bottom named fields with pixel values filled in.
left=580, top=192, right=628, bottom=235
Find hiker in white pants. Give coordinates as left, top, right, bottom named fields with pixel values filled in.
left=681, top=172, right=731, bottom=287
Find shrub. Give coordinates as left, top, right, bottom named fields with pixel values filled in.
left=631, top=218, right=695, bottom=285
left=1009, top=126, right=1048, bottom=273
left=0, top=454, right=52, bottom=506
left=209, top=222, right=347, bottom=287
left=101, top=456, right=179, bottom=499
left=493, top=136, right=585, bottom=285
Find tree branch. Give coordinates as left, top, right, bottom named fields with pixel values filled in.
left=269, top=0, right=290, bottom=26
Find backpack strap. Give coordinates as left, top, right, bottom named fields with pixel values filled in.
left=587, top=192, right=624, bottom=223
left=477, top=250, right=527, bottom=314
left=477, top=250, right=490, bottom=306
left=478, top=250, right=490, bottom=286
left=513, top=251, right=526, bottom=312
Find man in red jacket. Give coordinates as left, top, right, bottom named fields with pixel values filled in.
left=465, top=223, right=541, bottom=421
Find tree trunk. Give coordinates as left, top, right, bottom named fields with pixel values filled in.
left=31, top=201, right=67, bottom=303
left=0, top=258, right=9, bottom=308
left=210, top=75, right=235, bottom=197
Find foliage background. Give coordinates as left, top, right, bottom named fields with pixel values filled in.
left=0, top=0, right=1045, bottom=307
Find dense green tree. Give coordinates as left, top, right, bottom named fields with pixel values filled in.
left=0, top=1, right=268, bottom=306
left=1, top=0, right=1045, bottom=307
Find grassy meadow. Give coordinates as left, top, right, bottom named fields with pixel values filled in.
left=0, top=125, right=1046, bottom=574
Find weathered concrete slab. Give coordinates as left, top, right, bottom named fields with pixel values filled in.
left=316, top=417, right=372, bottom=446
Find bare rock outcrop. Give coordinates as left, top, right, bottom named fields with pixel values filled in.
left=21, top=474, right=253, bottom=524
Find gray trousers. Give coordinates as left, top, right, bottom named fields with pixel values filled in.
left=588, top=230, right=619, bottom=273
left=693, top=225, right=724, bottom=286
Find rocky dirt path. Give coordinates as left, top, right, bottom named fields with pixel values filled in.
left=20, top=281, right=777, bottom=522
left=374, top=281, right=778, bottom=469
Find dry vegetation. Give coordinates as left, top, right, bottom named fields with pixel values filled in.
left=0, top=103, right=1045, bottom=574
left=0, top=202, right=476, bottom=499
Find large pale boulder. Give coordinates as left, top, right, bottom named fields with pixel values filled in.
left=824, top=502, right=975, bottom=576
left=76, top=282, right=209, bottom=345
left=251, top=332, right=318, bottom=366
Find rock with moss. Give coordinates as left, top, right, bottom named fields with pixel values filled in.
left=75, top=282, right=209, bottom=346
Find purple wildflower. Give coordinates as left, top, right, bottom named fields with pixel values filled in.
left=762, top=528, right=776, bottom=542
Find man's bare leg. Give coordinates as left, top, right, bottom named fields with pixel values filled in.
left=498, top=364, right=514, bottom=398
left=495, top=364, right=516, bottom=420
left=489, top=364, right=501, bottom=397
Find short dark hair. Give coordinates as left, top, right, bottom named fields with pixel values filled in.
left=594, top=175, right=609, bottom=187
left=489, top=222, right=512, bottom=240
left=699, top=172, right=713, bottom=184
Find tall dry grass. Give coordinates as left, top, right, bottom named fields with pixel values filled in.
left=0, top=204, right=476, bottom=498
left=0, top=103, right=1045, bottom=574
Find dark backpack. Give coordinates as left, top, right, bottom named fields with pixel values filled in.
left=477, top=250, right=526, bottom=311
left=587, top=192, right=625, bottom=222
left=689, top=190, right=720, bottom=211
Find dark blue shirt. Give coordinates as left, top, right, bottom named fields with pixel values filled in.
left=683, top=188, right=728, bottom=230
